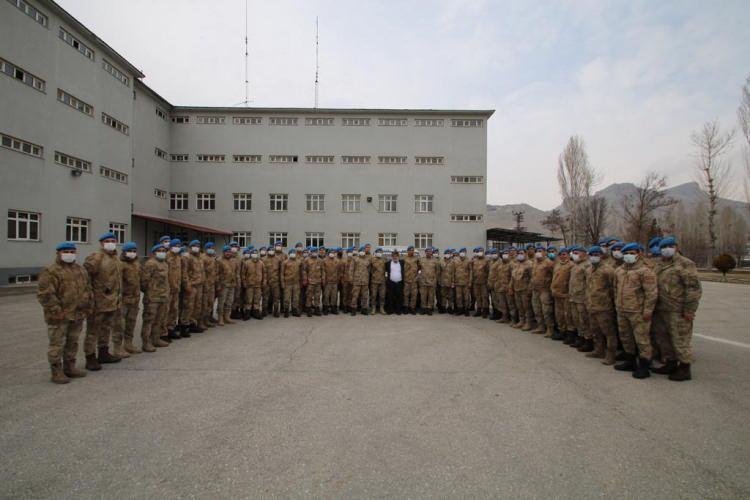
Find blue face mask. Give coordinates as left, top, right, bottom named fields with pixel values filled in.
left=547, top=253, right=557, bottom=260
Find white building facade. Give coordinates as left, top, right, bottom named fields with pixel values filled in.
left=0, top=0, right=493, bottom=285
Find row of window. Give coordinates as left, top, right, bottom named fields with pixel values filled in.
left=0, top=57, right=46, bottom=92
left=7, top=209, right=126, bottom=244
left=55, top=88, right=130, bottom=134
left=230, top=231, right=435, bottom=250
left=166, top=153, right=446, bottom=165
left=170, top=116, right=483, bottom=128
left=7, top=0, right=48, bottom=27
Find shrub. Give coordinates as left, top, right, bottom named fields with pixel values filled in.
left=713, top=254, right=737, bottom=281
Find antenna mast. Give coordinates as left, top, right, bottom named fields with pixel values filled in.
left=314, top=16, right=319, bottom=108
left=243, top=0, right=249, bottom=107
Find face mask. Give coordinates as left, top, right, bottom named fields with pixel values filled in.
left=162, top=241, right=170, bottom=248
left=359, top=251, right=365, bottom=257
left=547, top=253, right=556, bottom=260
left=125, top=251, right=137, bottom=260
left=60, top=252, right=77, bottom=264
left=260, top=251, right=267, bottom=256
left=375, top=252, right=382, bottom=258
left=231, top=247, right=239, bottom=253
left=590, top=256, right=601, bottom=264
left=602, top=246, right=610, bottom=255
left=623, top=254, right=637, bottom=264
left=310, top=253, right=317, bottom=258
left=612, top=250, right=623, bottom=260
left=303, top=253, right=309, bottom=258
left=661, top=247, right=676, bottom=258
left=242, top=254, right=250, bottom=259
left=191, top=246, right=200, bottom=253
left=289, top=253, right=296, bottom=259
left=171, top=247, right=181, bottom=253
left=459, top=252, right=466, bottom=258
left=268, top=250, right=275, bottom=256
left=477, top=252, right=484, bottom=257
left=329, top=253, right=335, bottom=258
left=207, top=249, right=215, bottom=255
left=103, top=242, right=117, bottom=252
left=502, top=254, right=509, bottom=261
left=535, top=252, right=543, bottom=259
left=516, top=254, right=525, bottom=262
left=251, top=254, right=259, bottom=260
left=155, top=252, right=167, bottom=261
left=275, top=247, right=282, bottom=253
left=571, top=253, right=581, bottom=262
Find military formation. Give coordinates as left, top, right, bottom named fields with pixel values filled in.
left=37, top=233, right=702, bottom=384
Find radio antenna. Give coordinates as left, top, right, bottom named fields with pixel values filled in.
left=314, top=16, right=319, bottom=108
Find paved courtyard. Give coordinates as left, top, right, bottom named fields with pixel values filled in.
left=1, top=281, right=749, bottom=498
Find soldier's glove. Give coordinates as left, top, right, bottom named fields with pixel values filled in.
left=49, top=310, right=65, bottom=322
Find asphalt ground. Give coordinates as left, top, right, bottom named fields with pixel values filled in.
left=1, top=281, right=749, bottom=498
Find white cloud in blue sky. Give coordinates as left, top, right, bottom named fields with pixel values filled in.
left=59, top=0, right=750, bottom=209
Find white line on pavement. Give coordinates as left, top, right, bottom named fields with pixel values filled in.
left=695, top=333, right=750, bottom=349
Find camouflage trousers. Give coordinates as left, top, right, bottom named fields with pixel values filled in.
left=141, top=300, right=168, bottom=343
left=492, top=290, right=509, bottom=318
left=531, top=288, right=555, bottom=329
left=472, top=283, right=488, bottom=311
left=306, top=284, right=322, bottom=308
left=85, top=309, right=119, bottom=355
left=419, top=285, right=436, bottom=310
left=553, top=297, right=572, bottom=332
left=47, top=319, right=83, bottom=364
left=514, top=290, right=532, bottom=325
left=180, top=285, right=202, bottom=326
left=218, top=286, right=235, bottom=314
left=168, top=286, right=180, bottom=328
left=570, top=302, right=590, bottom=338
left=283, top=284, right=300, bottom=312
left=351, top=284, right=369, bottom=310
left=243, top=286, right=262, bottom=311
left=440, top=285, right=454, bottom=310
left=505, top=291, right=518, bottom=323
left=324, top=283, right=339, bottom=308
left=454, top=285, right=471, bottom=310
left=403, top=281, right=418, bottom=309
left=370, top=282, right=386, bottom=310
left=266, top=283, right=281, bottom=312
left=617, top=311, right=653, bottom=360
left=589, top=310, right=618, bottom=351
left=202, top=283, right=216, bottom=324
left=652, top=310, right=693, bottom=364
left=342, top=282, right=352, bottom=310
left=114, top=302, right=140, bottom=345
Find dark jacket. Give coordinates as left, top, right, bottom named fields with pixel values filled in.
left=384, top=259, right=404, bottom=282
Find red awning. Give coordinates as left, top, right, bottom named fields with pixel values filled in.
left=132, top=212, right=232, bottom=236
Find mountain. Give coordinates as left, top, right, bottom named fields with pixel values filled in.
left=484, top=203, right=552, bottom=235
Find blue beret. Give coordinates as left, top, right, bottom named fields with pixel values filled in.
left=444, top=249, right=452, bottom=254
left=407, top=246, right=414, bottom=251
left=56, top=241, right=76, bottom=251
left=648, top=237, right=662, bottom=248
left=204, top=242, right=215, bottom=249
left=568, top=245, right=583, bottom=252
left=288, top=248, right=296, bottom=254
left=525, top=244, right=535, bottom=250
left=122, top=242, right=137, bottom=252
left=660, top=236, right=677, bottom=248
left=547, top=245, right=557, bottom=252
left=250, top=247, right=258, bottom=253
left=310, top=246, right=317, bottom=252
left=242, top=248, right=250, bottom=254
left=247, top=245, right=255, bottom=250
left=622, top=242, right=641, bottom=253
left=295, top=242, right=303, bottom=247
left=189, top=239, right=200, bottom=246
left=170, top=238, right=182, bottom=247
left=559, top=246, right=569, bottom=254
left=98, top=232, right=116, bottom=242
left=222, top=245, right=232, bottom=252
left=150, top=243, right=164, bottom=253
left=229, top=241, right=239, bottom=247
left=459, top=247, right=466, bottom=252
left=159, top=235, right=171, bottom=243
left=588, top=245, right=603, bottom=255
left=274, top=241, right=283, bottom=246
left=610, top=241, right=625, bottom=250
left=376, top=247, right=383, bottom=252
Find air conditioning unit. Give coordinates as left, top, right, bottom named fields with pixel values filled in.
left=71, top=168, right=83, bottom=177
left=366, top=196, right=372, bottom=203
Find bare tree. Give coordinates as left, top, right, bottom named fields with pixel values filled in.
left=739, top=75, right=750, bottom=211
left=691, top=120, right=735, bottom=260
left=621, top=172, right=676, bottom=245
left=717, top=206, right=749, bottom=263
left=557, top=135, right=601, bottom=244
left=541, top=208, right=569, bottom=244
left=581, top=196, right=608, bottom=245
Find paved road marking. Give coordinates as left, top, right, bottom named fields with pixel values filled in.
left=695, top=333, right=750, bottom=349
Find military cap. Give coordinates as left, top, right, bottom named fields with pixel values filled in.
left=189, top=239, right=200, bottom=247
left=558, top=246, right=569, bottom=254
left=407, top=245, right=415, bottom=251
left=170, top=238, right=182, bottom=247
left=56, top=241, right=76, bottom=251
left=204, top=242, right=215, bottom=249
left=622, top=242, right=641, bottom=253
left=588, top=245, right=603, bottom=255
left=222, top=245, right=232, bottom=252
left=122, top=241, right=137, bottom=252
left=610, top=241, right=625, bottom=250
left=647, top=237, right=662, bottom=248
left=98, top=232, right=116, bottom=242
left=547, top=245, right=557, bottom=252
left=150, top=243, right=165, bottom=253
left=567, top=244, right=583, bottom=252
left=229, top=241, right=239, bottom=247
left=659, top=236, right=677, bottom=248
left=159, top=235, right=171, bottom=243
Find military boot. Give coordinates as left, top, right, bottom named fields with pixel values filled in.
left=124, top=339, right=142, bottom=354
left=217, top=315, right=225, bottom=326
left=380, top=305, right=386, bottom=315
left=522, top=321, right=533, bottom=331
left=152, top=333, right=169, bottom=348
left=63, top=359, right=87, bottom=378
left=284, top=308, right=290, bottom=318
left=323, top=306, right=329, bottom=316
left=98, top=346, right=122, bottom=364
left=614, top=353, right=636, bottom=371
left=190, top=323, right=205, bottom=333
left=315, top=307, right=322, bottom=316
left=50, top=363, right=69, bottom=384
left=585, top=337, right=605, bottom=358
left=533, top=323, right=546, bottom=334
left=168, top=328, right=181, bottom=340
left=331, top=306, right=339, bottom=315
left=180, top=325, right=192, bottom=338
left=651, top=359, right=678, bottom=375
left=112, top=342, right=131, bottom=359
left=427, top=309, right=433, bottom=316
left=544, top=326, right=555, bottom=338
left=141, top=334, right=156, bottom=353
left=292, top=309, right=301, bottom=317
left=551, top=329, right=565, bottom=340
left=602, top=343, right=617, bottom=366
left=224, top=312, right=235, bottom=324
left=578, top=338, right=594, bottom=353
left=668, top=363, right=691, bottom=381
left=632, top=357, right=651, bottom=379
left=274, top=305, right=280, bottom=318
left=570, top=336, right=584, bottom=348
left=85, top=353, right=101, bottom=371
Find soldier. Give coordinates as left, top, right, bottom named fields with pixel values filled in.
left=453, top=248, right=472, bottom=316
left=216, top=245, right=239, bottom=326
left=509, top=246, right=532, bottom=330
left=567, top=245, right=591, bottom=350
left=348, top=245, right=371, bottom=315
left=551, top=247, right=574, bottom=342
left=402, top=246, right=420, bottom=314
left=200, top=242, right=218, bottom=328
left=439, top=249, right=455, bottom=314
left=470, top=247, right=489, bottom=317
left=299, top=245, right=310, bottom=311
left=323, top=248, right=340, bottom=314
left=158, top=235, right=171, bottom=249
left=166, top=238, right=183, bottom=340
left=339, top=247, right=352, bottom=313
left=37, top=242, right=92, bottom=383
left=504, top=247, right=519, bottom=325
left=179, top=239, right=205, bottom=335
left=487, top=249, right=499, bottom=319
left=259, top=247, right=270, bottom=315
left=491, top=249, right=513, bottom=323
left=530, top=245, right=555, bottom=336
left=113, top=241, right=141, bottom=358
left=83, top=232, right=123, bottom=370
left=230, top=241, right=243, bottom=320
left=139, top=243, right=171, bottom=352
left=610, top=241, right=625, bottom=269
left=613, top=243, right=658, bottom=379
left=241, top=248, right=265, bottom=319
left=370, top=248, right=387, bottom=314
left=651, top=236, right=702, bottom=381
left=417, top=247, right=439, bottom=315
left=643, top=237, right=661, bottom=270
left=266, top=245, right=283, bottom=317
left=586, top=246, right=619, bottom=364
left=281, top=247, right=303, bottom=317
left=304, top=246, right=325, bottom=316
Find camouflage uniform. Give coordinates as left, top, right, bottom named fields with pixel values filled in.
left=439, top=258, right=455, bottom=312
left=530, top=257, right=555, bottom=332
left=551, top=259, right=573, bottom=333
left=116, top=255, right=141, bottom=353
left=200, top=252, right=217, bottom=326
left=180, top=251, right=205, bottom=327
left=350, top=256, right=371, bottom=311
left=281, top=258, right=303, bottom=314
left=492, top=259, right=513, bottom=322
left=568, top=259, right=590, bottom=340
left=418, top=257, right=440, bottom=311
left=402, top=255, right=419, bottom=311
left=265, top=255, right=283, bottom=315
left=339, top=255, right=352, bottom=311
left=166, top=251, right=183, bottom=331
left=586, top=262, right=618, bottom=361
left=453, top=257, right=472, bottom=312
left=510, top=259, right=532, bottom=328
left=304, top=257, right=325, bottom=311
left=216, top=255, right=239, bottom=321
left=242, top=258, right=265, bottom=313
left=140, top=256, right=170, bottom=350
left=369, top=256, right=386, bottom=313
left=84, top=250, right=122, bottom=356
left=614, top=258, right=658, bottom=359
left=471, top=258, right=490, bottom=314
left=322, top=257, right=340, bottom=311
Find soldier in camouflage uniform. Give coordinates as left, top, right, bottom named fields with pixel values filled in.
left=613, top=243, right=658, bottom=379
left=323, top=248, right=341, bottom=314
left=551, top=247, right=574, bottom=342
left=452, top=248, right=472, bottom=316
left=651, top=237, right=702, bottom=381
left=339, top=248, right=352, bottom=313
left=166, top=239, right=183, bottom=340
left=585, top=246, right=619, bottom=364
left=470, top=247, right=489, bottom=317
left=241, top=248, right=265, bottom=319
left=179, top=240, right=205, bottom=335
left=304, top=247, right=325, bottom=316
left=492, top=249, right=513, bottom=323
left=402, top=246, right=419, bottom=314
left=370, top=248, right=387, bottom=314
left=439, top=249, right=455, bottom=314
left=200, top=242, right=218, bottom=328
left=350, top=246, right=371, bottom=315
left=509, top=247, right=532, bottom=330
left=216, top=245, right=239, bottom=325
left=418, top=247, right=440, bottom=315
left=266, top=247, right=283, bottom=317
left=530, top=245, right=555, bottom=336
left=567, top=245, right=591, bottom=350
left=37, top=242, right=92, bottom=384
left=113, top=242, right=141, bottom=358
left=281, top=248, right=303, bottom=317
left=140, top=244, right=171, bottom=352
left=83, top=232, right=123, bottom=370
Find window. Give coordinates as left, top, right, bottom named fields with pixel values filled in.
left=154, top=188, right=167, bottom=199
left=59, top=27, right=94, bottom=60
left=233, top=116, right=262, bottom=125
left=108, top=222, right=126, bottom=244
left=232, top=231, right=252, bottom=247
left=450, top=214, right=484, bottom=222
left=377, top=118, right=407, bottom=127
left=171, top=116, right=190, bottom=124
left=451, top=118, right=483, bottom=128
left=99, top=166, right=128, bottom=184
left=155, top=107, right=168, bottom=120
left=415, top=118, right=444, bottom=127
left=414, top=195, right=434, bottom=213
left=170, top=154, right=189, bottom=162
left=8, top=274, right=38, bottom=285
left=414, top=233, right=433, bottom=249
left=451, top=175, right=484, bottom=184
left=0, top=57, right=45, bottom=92
left=57, top=89, right=93, bottom=116
left=341, top=232, right=360, bottom=248
left=305, top=117, right=334, bottom=126
left=306, top=194, right=325, bottom=212
left=170, top=192, right=188, bottom=210
left=0, top=133, right=43, bottom=158
left=377, top=156, right=407, bottom=165
left=269, top=155, right=298, bottom=163
left=65, top=217, right=89, bottom=243
left=233, top=154, right=262, bottom=163
left=341, top=194, right=361, bottom=213
left=154, top=147, right=168, bottom=160
left=269, top=117, right=298, bottom=126
left=341, top=156, right=370, bottom=164
left=196, top=116, right=225, bottom=124
left=378, top=194, right=398, bottom=213
left=7, top=209, right=40, bottom=241
left=7, top=0, right=48, bottom=27
left=306, top=232, right=325, bottom=247
left=54, top=151, right=91, bottom=172
left=101, top=113, right=129, bottom=135
left=378, top=233, right=397, bottom=246
left=269, top=194, right=288, bottom=212
left=415, top=156, right=444, bottom=165
left=196, top=193, right=216, bottom=211
left=305, top=155, right=334, bottom=164
left=102, top=59, right=129, bottom=86
left=268, top=232, right=288, bottom=247
left=196, top=154, right=225, bottom=163
left=233, top=193, right=252, bottom=211
left=342, top=117, right=370, bottom=126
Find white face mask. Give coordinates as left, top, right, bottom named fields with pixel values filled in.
left=103, top=242, right=117, bottom=252
left=516, top=254, right=525, bottom=262
left=60, top=252, right=77, bottom=264
left=502, top=254, right=509, bottom=261
left=268, top=250, right=274, bottom=256
left=162, top=241, right=170, bottom=248
left=251, top=254, right=259, bottom=260
left=359, top=251, right=365, bottom=257
left=329, top=253, right=335, bottom=258
left=242, top=254, right=250, bottom=259
left=661, top=247, right=676, bottom=258
left=125, top=251, right=137, bottom=260
left=231, top=247, right=239, bottom=253
left=623, top=254, right=637, bottom=264
left=535, top=252, right=543, bottom=259
left=191, top=246, right=200, bottom=253
left=590, top=256, right=601, bottom=264
left=612, top=250, right=623, bottom=260
left=171, top=246, right=181, bottom=253
left=476, top=252, right=484, bottom=257
left=459, top=252, right=466, bottom=258
left=260, top=250, right=267, bottom=256
left=275, top=247, right=282, bottom=253
left=602, top=246, right=610, bottom=255
left=571, top=253, right=581, bottom=262
left=207, top=249, right=215, bottom=255
left=289, top=253, right=296, bottom=259
left=155, top=252, right=167, bottom=261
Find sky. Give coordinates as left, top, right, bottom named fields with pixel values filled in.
left=58, top=0, right=750, bottom=210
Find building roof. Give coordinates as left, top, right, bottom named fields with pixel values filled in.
left=171, top=106, right=495, bottom=117
left=486, top=228, right=561, bottom=244
left=132, top=212, right=232, bottom=236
